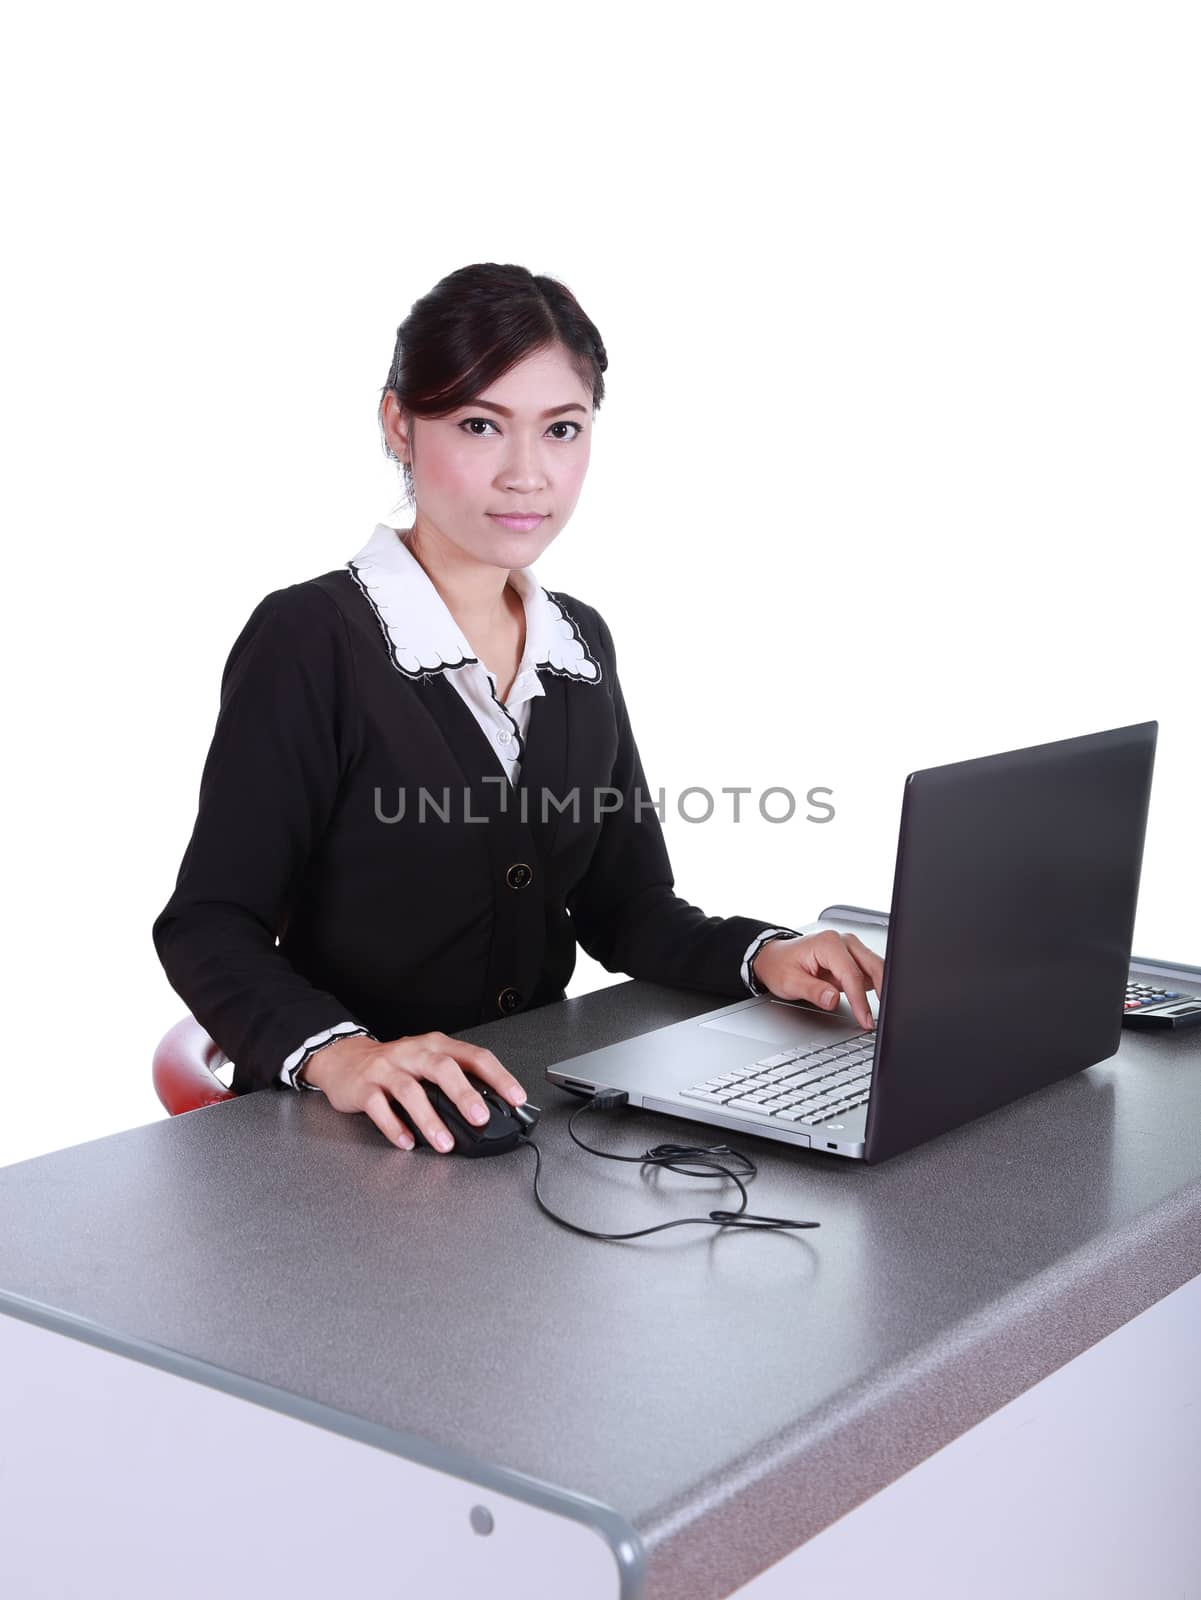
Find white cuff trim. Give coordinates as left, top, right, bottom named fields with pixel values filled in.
left=741, top=927, right=804, bottom=997
left=280, top=1021, right=374, bottom=1091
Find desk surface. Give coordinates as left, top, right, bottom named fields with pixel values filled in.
left=2, top=916, right=1200, bottom=1600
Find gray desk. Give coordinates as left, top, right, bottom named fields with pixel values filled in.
left=2, top=913, right=1200, bottom=1598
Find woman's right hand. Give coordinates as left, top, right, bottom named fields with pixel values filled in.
left=298, top=1031, right=528, bottom=1153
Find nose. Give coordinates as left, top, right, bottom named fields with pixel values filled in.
left=499, top=434, right=549, bottom=492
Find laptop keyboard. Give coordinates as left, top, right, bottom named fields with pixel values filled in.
left=681, top=1033, right=876, bottom=1124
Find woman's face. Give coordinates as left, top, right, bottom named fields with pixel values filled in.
left=384, top=342, right=594, bottom=570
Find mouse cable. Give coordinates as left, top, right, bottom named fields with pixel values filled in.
left=516, top=1089, right=820, bottom=1240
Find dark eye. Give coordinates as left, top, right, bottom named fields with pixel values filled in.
left=459, top=418, right=584, bottom=440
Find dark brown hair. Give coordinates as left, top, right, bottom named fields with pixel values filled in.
left=378, top=262, right=608, bottom=509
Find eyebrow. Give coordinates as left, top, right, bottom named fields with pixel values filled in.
left=460, top=401, right=589, bottom=419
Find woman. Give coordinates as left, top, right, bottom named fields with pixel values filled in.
left=153, top=262, right=883, bottom=1154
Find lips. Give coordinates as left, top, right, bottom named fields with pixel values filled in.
left=488, top=513, right=546, bottom=529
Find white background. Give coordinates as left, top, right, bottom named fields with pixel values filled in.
left=1, top=2, right=1197, bottom=1167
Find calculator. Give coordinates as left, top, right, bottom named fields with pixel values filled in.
left=1122, top=980, right=1201, bottom=1030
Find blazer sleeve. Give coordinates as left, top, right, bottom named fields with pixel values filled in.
left=151, top=583, right=373, bottom=1096
left=565, top=607, right=801, bottom=997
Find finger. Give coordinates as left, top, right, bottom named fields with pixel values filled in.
left=429, top=1036, right=528, bottom=1105
left=466, top=1046, right=529, bottom=1104
left=427, top=1052, right=494, bottom=1129
left=390, top=1071, right=456, bottom=1153
left=844, top=933, right=885, bottom=993
left=758, top=949, right=845, bottom=1012
left=816, top=942, right=875, bottom=1030
left=787, top=972, right=850, bottom=1012
left=362, top=1086, right=415, bottom=1151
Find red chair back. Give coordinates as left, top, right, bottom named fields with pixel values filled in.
left=153, top=1016, right=237, bottom=1115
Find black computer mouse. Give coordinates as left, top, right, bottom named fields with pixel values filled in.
left=397, top=1072, right=531, bottom=1157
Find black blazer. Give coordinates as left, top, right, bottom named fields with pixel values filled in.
left=152, top=569, right=786, bottom=1095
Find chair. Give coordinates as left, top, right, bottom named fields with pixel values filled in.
left=153, top=1016, right=238, bottom=1115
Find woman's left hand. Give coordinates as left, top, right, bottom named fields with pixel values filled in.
left=750, top=930, right=884, bottom=1032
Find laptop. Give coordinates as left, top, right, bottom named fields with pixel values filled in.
left=547, top=721, right=1158, bottom=1164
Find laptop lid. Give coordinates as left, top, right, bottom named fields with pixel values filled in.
left=863, top=720, right=1157, bottom=1163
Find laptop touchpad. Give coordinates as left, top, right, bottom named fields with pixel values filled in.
left=700, top=1002, right=860, bottom=1048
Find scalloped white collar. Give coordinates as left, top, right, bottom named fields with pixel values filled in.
left=345, top=523, right=601, bottom=687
